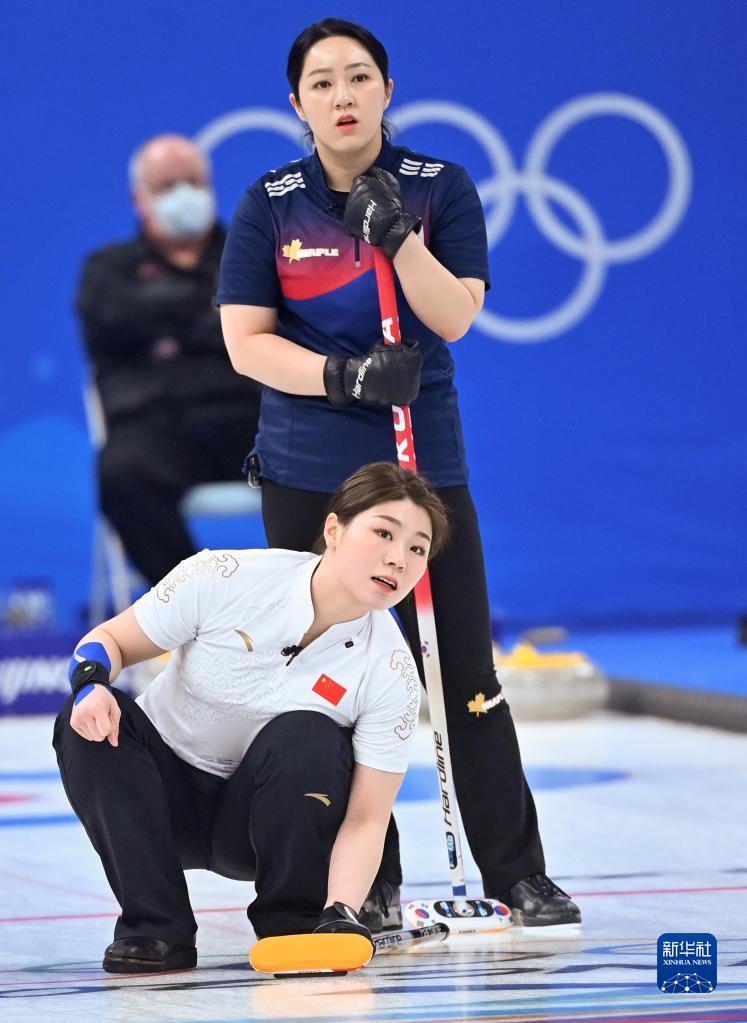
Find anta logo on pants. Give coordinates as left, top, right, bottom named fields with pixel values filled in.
left=312, top=674, right=347, bottom=706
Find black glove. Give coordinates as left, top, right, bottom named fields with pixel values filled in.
left=314, top=902, right=373, bottom=943
left=343, top=168, right=422, bottom=260
left=324, top=337, right=422, bottom=407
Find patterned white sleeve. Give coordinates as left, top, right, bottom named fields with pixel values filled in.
left=352, top=647, right=422, bottom=773
left=133, top=550, right=242, bottom=652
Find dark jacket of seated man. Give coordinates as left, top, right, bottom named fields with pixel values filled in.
left=76, top=133, right=261, bottom=585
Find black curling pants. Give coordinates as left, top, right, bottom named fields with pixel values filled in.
left=261, top=480, right=545, bottom=895
left=53, top=692, right=353, bottom=940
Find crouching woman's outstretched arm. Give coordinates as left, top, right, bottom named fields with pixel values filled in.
left=67, top=607, right=166, bottom=747
left=326, top=764, right=404, bottom=913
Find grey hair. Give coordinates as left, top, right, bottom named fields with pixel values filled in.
left=127, top=134, right=213, bottom=190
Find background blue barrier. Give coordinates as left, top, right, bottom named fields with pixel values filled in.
left=1, top=0, right=744, bottom=633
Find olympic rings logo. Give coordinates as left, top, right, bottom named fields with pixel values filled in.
left=196, top=92, right=692, bottom=343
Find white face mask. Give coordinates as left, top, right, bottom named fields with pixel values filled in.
left=152, top=182, right=216, bottom=238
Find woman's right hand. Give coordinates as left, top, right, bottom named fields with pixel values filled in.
left=323, top=337, right=423, bottom=407
left=343, top=169, right=421, bottom=260
left=70, top=685, right=121, bottom=747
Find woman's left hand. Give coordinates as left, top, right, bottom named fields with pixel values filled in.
left=343, top=169, right=421, bottom=260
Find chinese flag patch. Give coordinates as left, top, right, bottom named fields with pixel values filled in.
left=312, top=674, right=347, bottom=706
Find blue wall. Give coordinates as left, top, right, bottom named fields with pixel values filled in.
left=1, top=0, right=744, bottom=629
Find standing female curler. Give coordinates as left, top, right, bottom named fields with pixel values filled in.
left=218, top=17, right=580, bottom=930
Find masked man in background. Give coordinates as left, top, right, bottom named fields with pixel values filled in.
left=77, top=134, right=261, bottom=586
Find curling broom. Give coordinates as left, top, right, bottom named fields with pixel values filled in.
left=372, top=248, right=511, bottom=936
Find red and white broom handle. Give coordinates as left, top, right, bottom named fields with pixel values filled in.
left=372, top=248, right=468, bottom=899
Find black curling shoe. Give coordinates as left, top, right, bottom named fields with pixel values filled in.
left=358, top=880, right=403, bottom=933
left=498, top=873, right=581, bottom=926
left=102, top=936, right=197, bottom=973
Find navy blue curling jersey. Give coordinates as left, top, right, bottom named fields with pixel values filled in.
left=217, top=138, right=490, bottom=492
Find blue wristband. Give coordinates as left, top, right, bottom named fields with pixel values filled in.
left=73, top=683, right=96, bottom=704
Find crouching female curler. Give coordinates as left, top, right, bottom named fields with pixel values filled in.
left=54, top=462, right=447, bottom=973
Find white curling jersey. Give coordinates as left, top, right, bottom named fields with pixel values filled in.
left=133, top=548, right=420, bottom=778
